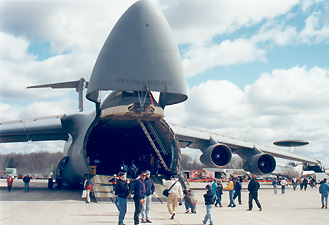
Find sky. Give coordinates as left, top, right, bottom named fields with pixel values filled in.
left=0, top=0, right=329, bottom=168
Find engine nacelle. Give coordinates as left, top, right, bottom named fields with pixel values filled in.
left=200, top=144, right=232, bottom=168
left=243, top=153, right=276, bottom=175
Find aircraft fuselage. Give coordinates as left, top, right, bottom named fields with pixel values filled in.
left=58, top=91, right=180, bottom=186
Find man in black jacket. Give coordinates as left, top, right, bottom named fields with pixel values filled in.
left=247, top=175, right=262, bottom=211
left=133, top=171, right=146, bottom=225
left=141, top=170, right=155, bottom=223
left=233, top=177, right=242, bottom=204
left=116, top=172, right=130, bottom=225
left=23, top=175, right=31, bottom=192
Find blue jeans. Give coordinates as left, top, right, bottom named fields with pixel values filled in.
left=185, top=201, right=196, bottom=212
left=282, top=186, right=286, bottom=194
left=134, top=198, right=143, bottom=224
left=115, top=196, right=119, bottom=210
left=24, top=183, right=29, bottom=192
left=215, top=192, right=222, bottom=206
left=273, top=185, right=277, bottom=194
left=229, top=190, right=235, bottom=206
left=321, top=194, right=328, bottom=207
left=203, top=205, right=213, bottom=224
left=141, top=195, right=152, bottom=220
left=117, top=197, right=127, bottom=224
left=293, top=183, right=297, bottom=190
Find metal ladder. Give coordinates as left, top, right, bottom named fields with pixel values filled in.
left=176, top=163, right=189, bottom=189
left=138, top=119, right=189, bottom=190
left=137, top=120, right=169, bottom=171
left=145, top=120, right=168, bottom=155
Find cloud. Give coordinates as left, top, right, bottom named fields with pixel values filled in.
left=0, top=1, right=138, bottom=103
left=183, top=39, right=267, bottom=77
left=0, top=98, right=77, bottom=122
left=253, top=3, right=329, bottom=45
left=175, top=0, right=329, bottom=78
left=300, top=10, right=329, bottom=43
left=161, top=0, right=299, bottom=44
left=245, top=66, right=329, bottom=114
left=0, top=1, right=137, bottom=53
left=0, top=32, right=32, bottom=61
left=300, top=0, right=325, bottom=12
left=252, top=22, right=298, bottom=46
left=165, top=66, right=329, bottom=166
left=0, top=48, right=93, bottom=102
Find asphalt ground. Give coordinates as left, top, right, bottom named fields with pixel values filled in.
left=0, top=179, right=327, bottom=225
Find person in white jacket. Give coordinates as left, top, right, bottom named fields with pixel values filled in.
left=281, top=178, right=287, bottom=194
left=162, top=177, right=184, bottom=220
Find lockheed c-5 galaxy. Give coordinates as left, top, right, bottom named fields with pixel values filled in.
left=0, top=0, right=319, bottom=188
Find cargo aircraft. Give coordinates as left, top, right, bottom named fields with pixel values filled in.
left=0, top=0, right=319, bottom=188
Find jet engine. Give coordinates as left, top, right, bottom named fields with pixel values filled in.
left=200, top=144, right=232, bottom=168
left=243, top=153, right=276, bottom=175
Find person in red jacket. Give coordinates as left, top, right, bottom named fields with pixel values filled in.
left=84, top=175, right=93, bottom=203
left=6, top=175, right=14, bottom=192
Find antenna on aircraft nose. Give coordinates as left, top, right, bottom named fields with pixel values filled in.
left=27, top=78, right=88, bottom=112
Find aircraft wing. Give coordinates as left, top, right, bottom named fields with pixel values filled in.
left=169, top=123, right=319, bottom=165
left=0, top=115, right=69, bottom=143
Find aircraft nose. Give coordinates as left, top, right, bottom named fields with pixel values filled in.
left=87, top=0, right=188, bottom=107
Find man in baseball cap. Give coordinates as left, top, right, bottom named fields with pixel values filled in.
left=141, top=170, right=155, bottom=223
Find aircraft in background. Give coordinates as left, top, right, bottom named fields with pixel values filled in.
left=0, top=0, right=320, bottom=188
left=272, top=161, right=315, bottom=179
left=270, top=140, right=321, bottom=178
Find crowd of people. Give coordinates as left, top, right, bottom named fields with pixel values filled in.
left=272, top=176, right=327, bottom=194
left=109, top=173, right=329, bottom=225
left=110, top=170, right=157, bottom=225
left=272, top=176, right=329, bottom=209
left=93, top=172, right=265, bottom=225
left=5, top=169, right=328, bottom=224
left=117, top=154, right=162, bottom=178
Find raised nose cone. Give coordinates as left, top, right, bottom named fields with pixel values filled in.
left=87, top=0, right=188, bottom=107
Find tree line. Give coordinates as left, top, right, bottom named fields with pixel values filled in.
left=0, top=151, right=243, bottom=176
left=0, top=152, right=63, bottom=176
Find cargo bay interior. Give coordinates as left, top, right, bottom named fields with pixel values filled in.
left=86, top=118, right=179, bottom=176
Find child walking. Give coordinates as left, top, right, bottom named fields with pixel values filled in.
left=202, top=184, right=214, bottom=225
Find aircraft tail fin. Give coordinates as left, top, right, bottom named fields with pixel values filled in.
left=27, top=78, right=88, bottom=112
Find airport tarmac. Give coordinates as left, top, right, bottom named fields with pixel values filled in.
left=0, top=179, right=327, bottom=225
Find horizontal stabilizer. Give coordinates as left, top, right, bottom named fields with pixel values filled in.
left=27, top=78, right=88, bottom=89
left=26, top=78, right=88, bottom=112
